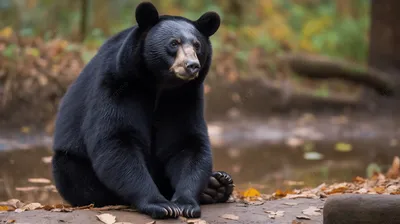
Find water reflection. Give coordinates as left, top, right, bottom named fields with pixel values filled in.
left=0, top=147, right=63, bottom=205
left=0, top=140, right=398, bottom=205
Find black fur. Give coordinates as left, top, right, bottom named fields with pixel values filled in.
left=52, top=1, right=233, bottom=220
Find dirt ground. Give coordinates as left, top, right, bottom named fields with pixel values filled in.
left=0, top=198, right=325, bottom=224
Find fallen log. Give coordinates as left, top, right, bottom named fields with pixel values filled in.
left=279, top=53, right=396, bottom=96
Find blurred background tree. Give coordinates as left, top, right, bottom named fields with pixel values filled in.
left=368, top=0, right=400, bottom=76
left=0, top=0, right=371, bottom=63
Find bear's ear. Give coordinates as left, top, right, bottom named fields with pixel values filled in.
left=195, top=12, right=221, bottom=37
left=135, top=2, right=159, bottom=30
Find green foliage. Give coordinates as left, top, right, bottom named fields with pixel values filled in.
left=0, top=0, right=371, bottom=64
left=2, top=43, right=17, bottom=58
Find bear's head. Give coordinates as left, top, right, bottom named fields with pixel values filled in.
left=135, top=2, right=220, bottom=87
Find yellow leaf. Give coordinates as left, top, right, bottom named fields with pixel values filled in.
left=0, top=26, right=13, bottom=38
left=335, top=142, right=352, bottom=152
left=242, top=187, right=260, bottom=197
left=26, top=48, right=40, bottom=57
left=0, top=205, right=11, bottom=211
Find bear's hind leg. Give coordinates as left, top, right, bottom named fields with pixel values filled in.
left=199, top=171, right=234, bottom=204
left=52, top=151, right=126, bottom=207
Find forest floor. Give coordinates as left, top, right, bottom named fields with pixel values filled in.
left=1, top=171, right=400, bottom=224
left=1, top=198, right=325, bottom=224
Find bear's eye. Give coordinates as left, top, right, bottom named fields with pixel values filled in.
left=193, top=42, right=201, bottom=51
left=170, top=40, right=179, bottom=48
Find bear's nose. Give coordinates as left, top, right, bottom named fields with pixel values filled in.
left=185, top=60, right=200, bottom=76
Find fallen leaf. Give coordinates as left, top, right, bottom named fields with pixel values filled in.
left=0, top=205, right=12, bottom=211
left=24, top=203, right=42, bottom=210
left=0, top=199, right=24, bottom=209
left=353, top=176, right=365, bottom=184
left=6, top=220, right=15, bottom=223
left=296, top=215, right=311, bottom=220
left=220, top=214, right=239, bottom=220
left=96, top=213, right=116, bottom=224
left=51, top=207, right=73, bottom=212
left=44, top=204, right=72, bottom=210
left=335, top=142, right=352, bottom=152
left=274, top=189, right=288, bottom=197
left=302, top=206, right=321, bottom=216
left=186, top=218, right=207, bottom=224
left=373, top=186, right=385, bottom=194
left=28, top=178, right=51, bottom=184
left=242, top=187, right=260, bottom=197
left=386, top=185, right=399, bottom=194
left=327, top=186, right=349, bottom=194
left=284, top=193, right=319, bottom=199
left=14, top=202, right=42, bottom=213
left=283, top=202, right=298, bottom=206
left=355, top=188, right=368, bottom=194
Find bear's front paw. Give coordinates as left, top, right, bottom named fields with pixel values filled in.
left=199, top=171, right=234, bottom=204
left=171, top=196, right=201, bottom=218
left=138, top=199, right=182, bottom=219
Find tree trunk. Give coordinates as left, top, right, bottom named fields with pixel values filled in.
left=368, top=0, right=400, bottom=76
left=79, top=0, right=89, bottom=42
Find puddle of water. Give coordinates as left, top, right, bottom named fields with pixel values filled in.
left=0, top=139, right=398, bottom=205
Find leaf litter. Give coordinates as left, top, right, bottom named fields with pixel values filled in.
left=230, top=156, right=400, bottom=206
left=1, top=155, right=399, bottom=222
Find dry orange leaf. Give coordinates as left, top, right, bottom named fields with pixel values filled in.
left=274, top=189, right=295, bottom=198
left=242, top=187, right=260, bottom=198
left=353, top=176, right=365, bottom=184
left=373, top=186, right=385, bottom=194
left=274, top=189, right=288, bottom=197
left=0, top=205, right=12, bottom=211
left=327, top=186, right=348, bottom=195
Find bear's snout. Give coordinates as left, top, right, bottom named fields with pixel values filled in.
left=185, top=60, right=200, bottom=76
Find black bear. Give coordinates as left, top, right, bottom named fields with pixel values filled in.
left=51, top=1, right=234, bottom=220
